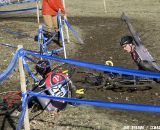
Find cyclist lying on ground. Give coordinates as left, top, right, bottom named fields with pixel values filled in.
left=29, top=60, right=75, bottom=113
left=2, top=60, right=77, bottom=116
left=120, top=35, right=160, bottom=82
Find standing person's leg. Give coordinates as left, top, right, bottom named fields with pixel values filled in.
left=52, top=15, right=59, bottom=32
left=43, top=15, right=53, bottom=32
left=34, top=15, right=53, bottom=41
left=52, top=15, right=61, bottom=42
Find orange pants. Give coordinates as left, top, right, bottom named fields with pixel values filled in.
left=42, top=0, right=65, bottom=32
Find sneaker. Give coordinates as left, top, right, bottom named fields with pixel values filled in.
left=34, top=31, right=61, bottom=44
left=34, top=31, right=53, bottom=42
left=43, top=31, right=53, bottom=39
left=53, top=31, right=60, bottom=41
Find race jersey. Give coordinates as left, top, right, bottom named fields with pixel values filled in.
left=36, top=71, right=69, bottom=110
left=133, top=44, right=154, bottom=61
left=45, top=71, right=68, bottom=99
left=131, top=41, right=160, bottom=72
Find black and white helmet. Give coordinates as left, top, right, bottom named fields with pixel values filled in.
left=35, top=60, right=51, bottom=77
left=120, top=35, right=133, bottom=46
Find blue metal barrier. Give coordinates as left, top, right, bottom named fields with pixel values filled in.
left=0, top=49, right=19, bottom=82
left=64, top=18, right=84, bottom=44
left=0, top=0, right=38, bottom=6
left=16, top=93, right=29, bottom=130
left=0, top=7, right=38, bottom=14
left=28, top=91, right=160, bottom=113
left=25, top=50, right=160, bottom=79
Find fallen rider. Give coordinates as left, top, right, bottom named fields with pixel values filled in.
left=29, top=60, right=76, bottom=113
left=119, top=35, right=160, bottom=83
left=3, top=60, right=77, bottom=116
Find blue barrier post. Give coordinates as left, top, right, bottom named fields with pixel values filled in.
left=16, top=93, right=29, bottom=130
left=58, top=10, right=67, bottom=58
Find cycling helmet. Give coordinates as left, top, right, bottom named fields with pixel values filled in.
left=120, top=36, right=133, bottom=46
left=36, top=60, right=51, bottom=77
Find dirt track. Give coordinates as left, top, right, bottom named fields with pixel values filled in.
left=1, top=0, right=160, bottom=130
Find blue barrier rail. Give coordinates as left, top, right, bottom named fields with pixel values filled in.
left=0, top=0, right=38, bottom=6
left=23, top=58, right=39, bottom=82
left=25, top=50, right=160, bottom=79
left=0, top=49, right=19, bottom=83
left=0, top=42, right=17, bottom=49
left=16, top=90, right=160, bottom=129
left=64, top=18, right=84, bottom=44
left=28, top=91, right=160, bottom=113
left=0, top=7, right=38, bottom=14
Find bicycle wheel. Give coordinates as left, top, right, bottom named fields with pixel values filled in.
left=112, top=77, right=155, bottom=88
left=101, top=72, right=155, bottom=89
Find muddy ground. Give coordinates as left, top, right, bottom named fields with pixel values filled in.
left=1, top=0, right=160, bottom=130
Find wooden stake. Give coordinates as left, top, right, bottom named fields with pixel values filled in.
left=103, top=0, right=107, bottom=13
left=64, top=15, right=70, bottom=43
left=36, top=0, right=40, bottom=24
left=18, top=45, right=30, bottom=130
left=62, top=0, right=70, bottom=43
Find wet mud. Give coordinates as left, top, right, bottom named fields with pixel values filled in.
left=69, top=16, right=160, bottom=126
left=1, top=10, right=160, bottom=130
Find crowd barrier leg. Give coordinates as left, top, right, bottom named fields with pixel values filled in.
left=58, top=10, right=67, bottom=58
left=18, top=45, right=30, bottom=130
